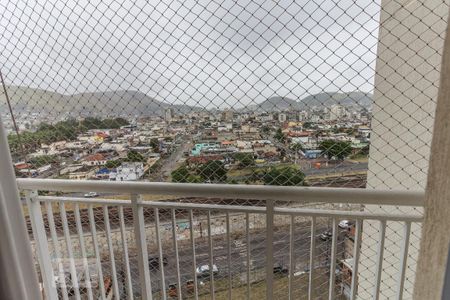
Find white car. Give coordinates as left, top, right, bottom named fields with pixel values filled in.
left=83, top=192, right=99, bottom=198
left=196, top=264, right=219, bottom=278
left=338, top=220, right=353, bottom=229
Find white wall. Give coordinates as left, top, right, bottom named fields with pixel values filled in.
left=360, top=0, right=449, bottom=299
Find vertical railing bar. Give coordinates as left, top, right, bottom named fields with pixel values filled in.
left=46, top=201, right=69, bottom=300
left=103, top=205, right=120, bottom=298
left=60, top=201, right=81, bottom=300
left=88, top=205, right=106, bottom=300
left=25, top=191, right=59, bottom=300
left=396, top=222, right=411, bottom=300
left=288, top=215, right=295, bottom=300
left=350, top=219, right=363, bottom=300
left=74, top=203, right=93, bottom=300
left=154, top=208, right=167, bottom=300
left=189, top=209, right=199, bottom=300
left=207, top=211, right=215, bottom=300
left=171, top=208, right=182, bottom=300
left=246, top=212, right=251, bottom=300
left=266, top=200, right=275, bottom=300
left=308, top=216, right=316, bottom=300
left=373, top=220, right=387, bottom=300
left=328, top=218, right=338, bottom=300
left=131, top=194, right=152, bottom=300
left=226, top=211, right=232, bottom=300
left=119, top=206, right=133, bottom=299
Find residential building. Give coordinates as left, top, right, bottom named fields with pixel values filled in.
left=109, top=162, right=144, bottom=181
left=165, top=108, right=174, bottom=123
left=278, top=113, right=287, bottom=123
left=82, top=153, right=108, bottom=166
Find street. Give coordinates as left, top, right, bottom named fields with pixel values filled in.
left=113, top=221, right=348, bottom=297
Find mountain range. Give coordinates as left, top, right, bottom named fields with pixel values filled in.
left=0, top=86, right=372, bottom=118
left=0, top=86, right=200, bottom=118
left=242, top=91, right=372, bottom=112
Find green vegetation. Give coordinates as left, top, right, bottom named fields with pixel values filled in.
left=263, top=166, right=306, bottom=186
left=198, top=160, right=227, bottom=182
left=349, top=144, right=369, bottom=161
left=99, top=151, right=146, bottom=170
left=319, top=140, right=352, bottom=160
left=234, top=153, right=255, bottom=168
left=79, top=117, right=129, bottom=131
left=150, top=138, right=160, bottom=153
left=261, top=125, right=271, bottom=135
left=274, top=128, right=286, bottom=143
left=28, top=155, right=58, bottom=168
left=105, top=159, right=122, bottom=169
left=303, top=122, right=317, bottom=129
left=8, top=117, right=129, bottom=155
left=290, top=142, right=304, bottom=153
left=126, top=150, right=145, bottom=162
left=171, top=166, right=202, bottom=183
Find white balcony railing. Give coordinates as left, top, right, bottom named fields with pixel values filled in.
left=17, top=179, right=424, bottom=300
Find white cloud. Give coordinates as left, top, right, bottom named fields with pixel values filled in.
left=0, top=0, right=381, bottom=108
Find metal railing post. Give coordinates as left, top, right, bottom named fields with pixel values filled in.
left=25, top=190, right=58, bottom=300
left=266, top=200, right=274, bottom=300
left=131, top=194, right=152, bottom=300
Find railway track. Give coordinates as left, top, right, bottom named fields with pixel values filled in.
left=25, top=197, right=267, bottom=236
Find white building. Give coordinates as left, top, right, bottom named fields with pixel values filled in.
left=109, top=162, right=144, bottom=181
left=298, top=111, right=308, bottom=121
left=81, top=153, right=108, bottom=166
left=329, top=104, right=346, bottom=120
left=165, top=108, right=174, bottom=123
left=278, top=113, right=287, bottom=123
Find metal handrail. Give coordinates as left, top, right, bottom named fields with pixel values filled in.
left=17, top=178, right=425, bottom=206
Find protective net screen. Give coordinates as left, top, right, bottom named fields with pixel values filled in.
left=1, top=1, right=447, bottom=299
left=0, top=0, right=387, bottom=187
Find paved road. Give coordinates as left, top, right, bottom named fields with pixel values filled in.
left=120, top=221, right=348, bottom=297
left=160, top=136, right=192, bottom=179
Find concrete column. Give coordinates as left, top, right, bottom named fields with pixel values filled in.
left=413, top=9, right=450, bottom=299
left=0, top=113, right=42, bottom=299
left=360, top=0, right=449, bottom=299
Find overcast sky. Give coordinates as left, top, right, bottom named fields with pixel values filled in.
left=0, top=0, right=380, bottom=109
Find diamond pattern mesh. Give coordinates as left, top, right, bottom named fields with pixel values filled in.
left=2, top=0, right=446, bottom=299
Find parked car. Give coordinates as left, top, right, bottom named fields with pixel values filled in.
left=338, top=220, right=353, bottom=229
left=196, top=264, right=219, bottom=278
left=83, top=192, right=99, bottom=198
left=319, top=231, right=332, bottom=241
left=149, top=256, right=168, bottom=270
left=273, top=263, right=288, bottom=275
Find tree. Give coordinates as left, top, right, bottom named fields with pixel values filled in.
left=28, top=155, right=58, bottom=168
left=171, top=166, right=202, bottom=183
left=234, top=153, right=255, bottom=168
left=261, top=125, right=271, bottom=135
left=290, top=143, right=304, bottom=153
left=126, top=150, right=145, bottom=162
left=171, top=166, right=190, bottom=182
left=150, top=138, right=160, bottom=153
left=263, top=166, right=306, bottom=186
left=274, top=128, right=286, bottom=143
left=198, top=160, right=227, bottom=182
left=303, top=122, right=317, bottom=129
left=319, top=140, right=352, bottom=160
left=7, top=117, right=130, bottom=156
left=105, top=159, right=122, bottom=169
